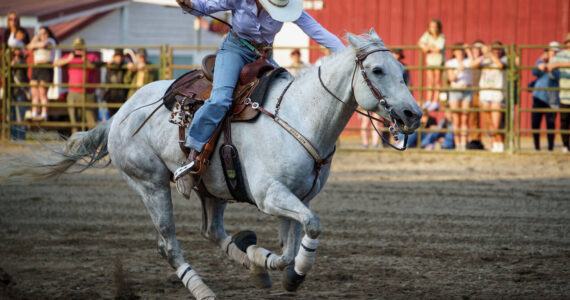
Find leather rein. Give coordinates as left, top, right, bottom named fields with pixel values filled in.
left=318, top=48, right=408, bottom=151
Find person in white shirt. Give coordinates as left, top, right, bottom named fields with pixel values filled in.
left=445, top=42, right=472, bottom=150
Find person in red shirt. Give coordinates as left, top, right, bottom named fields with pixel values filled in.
left=54, top=37, right=99, bottom=133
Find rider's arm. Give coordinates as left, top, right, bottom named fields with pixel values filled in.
left=183, top=0, right=235, bottom=16
left=293, top=11, right=345, bottom=53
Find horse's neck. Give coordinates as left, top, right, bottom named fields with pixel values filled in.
left=278, top=48, right=357, bottom=155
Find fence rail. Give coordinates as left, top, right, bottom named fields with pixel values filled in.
left=1, top=43, right=569, bottom=154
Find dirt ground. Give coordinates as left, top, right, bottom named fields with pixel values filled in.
left=0, top=146, right=569, bottom=299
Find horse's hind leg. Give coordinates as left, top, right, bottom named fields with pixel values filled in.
left=199, top=195, right=271, bottom=288
left=121, top=172, right=215, bottom=299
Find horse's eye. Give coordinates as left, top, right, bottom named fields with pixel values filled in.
left=372, top=67, right=384, bottom=75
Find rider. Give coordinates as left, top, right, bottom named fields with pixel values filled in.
left=174, top=0, right=345, bottom=180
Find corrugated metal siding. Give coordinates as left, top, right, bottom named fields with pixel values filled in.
left=307, top=0, right=570, bottom=133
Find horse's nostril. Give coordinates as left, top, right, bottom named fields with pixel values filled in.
left=403, top=109, right=414, bottom=119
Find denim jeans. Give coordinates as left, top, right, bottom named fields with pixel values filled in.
left=531, top=97, right=555, bottom=151
left=11, top=93, right=28, bottom=140
left=185, top=32, right=271, bottom=152
left=421, top=124, right=455, bottom=149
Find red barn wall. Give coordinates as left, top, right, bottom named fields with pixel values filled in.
left=307, top=0, right=570, bottom=134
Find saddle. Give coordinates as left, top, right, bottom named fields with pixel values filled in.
left=164, top=51, right=289, bottom=203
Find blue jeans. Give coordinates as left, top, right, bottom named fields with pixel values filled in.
left=421, top=124, right=455, bottom=149
left=186, top=32, right=270, bottom=152
left=11, top=93, right=28, bottom=140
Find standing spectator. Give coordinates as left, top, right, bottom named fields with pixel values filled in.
left=549, top=35, right=570, bottom=152
left=124, top=48, right=156, bottom=99
left=391, top=49, right=411, bottom=86
left=103, top=49, right=128, bottom=117
left=26, top=26, right=57, bottom=121
left=418, top=18, right=445, bottom=111
left=467, top=40, right=485, bottom=149
left=54, top=37, right=99, bottom=134
left=289, top=48, right=310, bottom=77
left=445, top=42, right=472, bottom=150
left=531, top=42, right=560, bottom=151
left=358, top=110, right=381, bottom=149
left=10, top=46, right=29, bottom=140
left=3, top=12, right=30, bottom=46
left=472, top=41, right=507, bottom=152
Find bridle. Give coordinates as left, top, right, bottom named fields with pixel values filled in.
left=318, top=48, right=409, bottom=151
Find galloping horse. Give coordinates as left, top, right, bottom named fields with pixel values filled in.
left=6, top=29, right=421, bottom=299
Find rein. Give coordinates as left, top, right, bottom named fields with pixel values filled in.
left=318, top=48, right=408, bottom=151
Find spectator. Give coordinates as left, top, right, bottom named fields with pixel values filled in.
left=401, top=108, right=437, bottom=148
left=289, top=48, right=310, bottom=77
left=124, top=48, right=156, bottom=99
left=418, top=18, right=445, bottom=111
left=391, top=49, right=411, bottom=86
left=549, top=34, right=570, bottom=152
left=3, top=12, right=30, bottom=47
left=358, top=110, right=382, bottom=148
left=54, top=37, right=99, bottom=134
left=422, top=109, right=455, bottom=150
left=26, top=26, right=57, bottom=121
left=10, top=46, right=29, bottom=141
left=104, top=48, right=128, bottom=117
left=530, top=42, right=560, bottom=151
left=467, top=40, right=485, bottom=148
left=446, top=42, right=472, bottom=150
left=472, top=40, right=507, bottom=152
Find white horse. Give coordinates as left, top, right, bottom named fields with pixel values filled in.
left=5, top=29, right=421, bottom=299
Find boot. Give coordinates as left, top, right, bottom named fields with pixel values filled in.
left=174, top=149, right=200, bottom=180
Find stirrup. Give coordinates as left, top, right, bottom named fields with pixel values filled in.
left=174, top=161, right=196, bottom=180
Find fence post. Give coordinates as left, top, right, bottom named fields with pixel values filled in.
left=506, top=44, right=517, bottom=154
left=1, top=45, right=6, bottom=142
left=159, top=44, right=170, bottom=80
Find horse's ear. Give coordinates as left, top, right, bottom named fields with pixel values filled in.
left=369, top=28, right=382, bottom=42
left=347, top=33, right=365, bottom=49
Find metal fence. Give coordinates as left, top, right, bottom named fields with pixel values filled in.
left=1, top=43, right=568, bottom=154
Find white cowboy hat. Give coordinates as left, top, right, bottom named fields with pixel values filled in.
left=258, top=0, right=303, bottom=22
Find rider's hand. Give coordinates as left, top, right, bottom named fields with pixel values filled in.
left=176, top=0, right=194, bottom=12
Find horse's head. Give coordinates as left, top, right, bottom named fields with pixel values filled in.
left=348, top=29, right=422, bottom=134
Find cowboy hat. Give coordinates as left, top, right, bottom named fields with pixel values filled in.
left=258, top=0, right=303, bottom=22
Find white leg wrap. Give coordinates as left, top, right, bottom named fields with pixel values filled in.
left=246, top=245, right=284, bottom=271
left=294, top=235, right=318, bottom=276
left=220, top=236, right=251, bottom=269
left=176, top=263, right=216, bottom=300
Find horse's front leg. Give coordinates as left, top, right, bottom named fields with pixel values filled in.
left=198, top=194, right=272, bottom=288
left=250, top=181, right=321, bottom=291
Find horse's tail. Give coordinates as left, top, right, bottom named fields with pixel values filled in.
left=1, top=118, right=113, bottom=183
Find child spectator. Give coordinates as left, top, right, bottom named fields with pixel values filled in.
left=54, top=37, right=99, bottom=133
left=445, top=42, right=472, bottom=150
left=549, top=35, right=570, bottom=152
left=289, top=48, right=310, bottom=77
left=10, top=46, right=29, bottom=140
left=125, top=48, right=156, bottom=99
left=467, top=40, right=484, bottom=148
left=358, top=110, right=382, bottom=149
left=531, top=42, right=560, bottom=151
left=472, top=40, right=507, bottom=152
left=104, top=49, right=128, bottom=117
left=26, top=26, right=57, bottom=121
left=418, top=18, right=445, bottom=111
left=3, top=12, right=30, bottom=47
left=422, top=109, right=455, bottom=150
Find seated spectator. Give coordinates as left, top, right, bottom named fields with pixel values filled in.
left=104, top=48, right=128, bottom=117
left=549, top=35, right=570, bottom=153
left=391, top=49, right=411, bottom=86
left=531, top=42, right=560, bottom=151
left=54, top=37, right=99, bottom=134
left=421, top=110, right=455, bottom=150
left=446, top=42, right=472, bottom=150
left=125, top=48, right=156, bottom=99
left=3, top=12, right=30, bottom=47
left=26, top=26, right=57, bottom=121
left=472, top=40, right=507, bottom=152
left=10, top=46, right=29, bottom=141
left=400, top=108, right=437, bottom=148
left=289, top=48, right=310, bottom=77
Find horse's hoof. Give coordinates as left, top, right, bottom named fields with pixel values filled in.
left=282, top=264, right=305, bottom=292
left=232, top=230, right=257, bottom=252
left=250, top=265, right=272, bottom=288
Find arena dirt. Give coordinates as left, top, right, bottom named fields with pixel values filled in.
left=0, top=147, right=569, bottom=299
